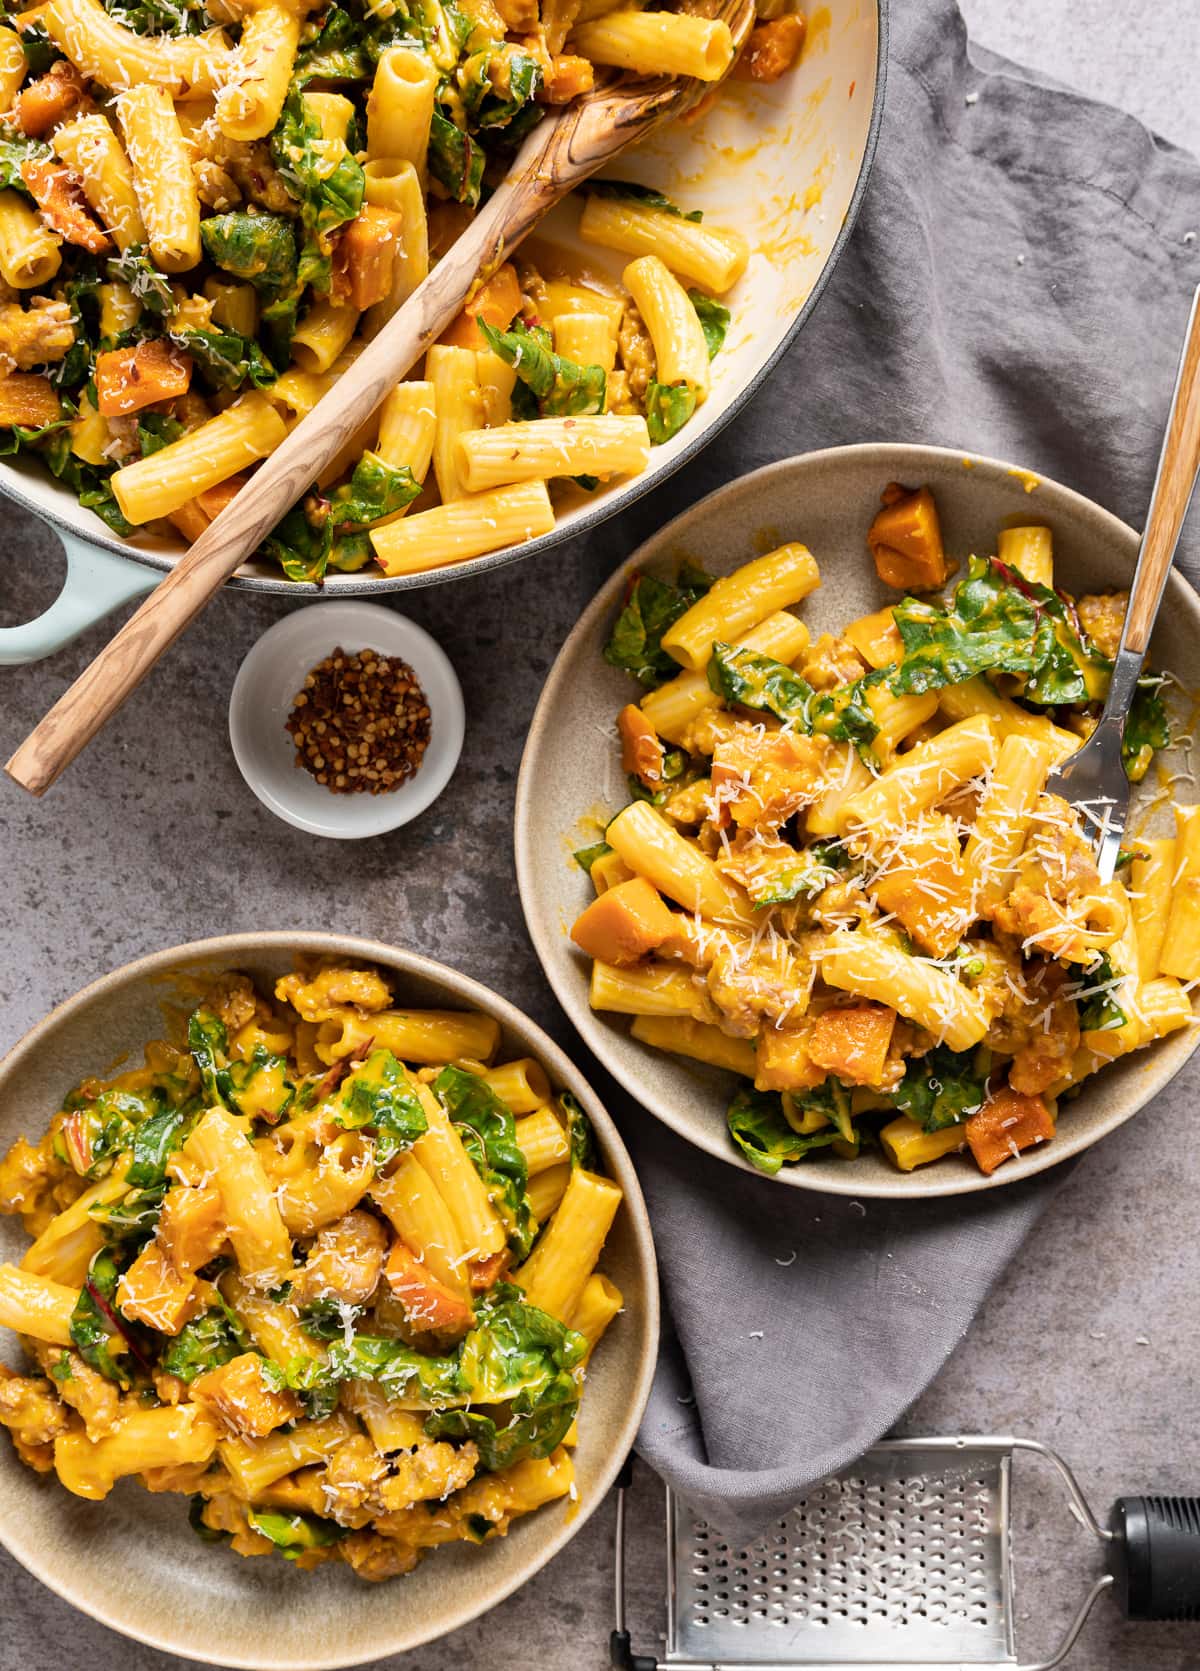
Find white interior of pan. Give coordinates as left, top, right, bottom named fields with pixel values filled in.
left=0, top=2, right=880, bottom=584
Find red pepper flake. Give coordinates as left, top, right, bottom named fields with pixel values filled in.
left=285, top=645, right=432, bottom=795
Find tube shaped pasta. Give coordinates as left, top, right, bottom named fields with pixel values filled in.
left=527, top=1163, right=570, bottom=1223
left=269, top=342, right=362, bottom=424
left=819, top=932, right=990, bottom=1052
left=515, top=1168, right=622, bottom=1322
left=867, top=688, right=939, bottom=768
left=641, top=611, right=809, bottom=746
left=366, top=47, right=438, bottom=178
left=111, top=392, right=287, bottom=524
left=204, top=278, right=258, bottom=337
left=370, top=1151, right=471, bottom=1298
left=996, top=525, right=1054, bottom=588
left=837, top=716, right=999, bottom=840
left=0, top=191, right=60, bottom=288
left=514, top=1105, right=570, bottom=1174
left=117, top=85, right=202, bottom=271
left=1160, top=805, right=1200, bottom=982
left=341, top=1380, right=426, bottom=1452
left=275, top=1132, right=375, bottom=1235
left=579, top=193, right=749, bottom=293
left=571, top=10, right=733, bottom=79
left=480, top=1057, right=551, bottom=1114
left=51, top=114, right=146, bottom=251
left=363, top=160, right=429, bottom=335
left=0, top=1264, right=78, bottom=1344
left=37, top=0, right=234, bottom=96
left=56, top=1406, right=218, bottom=1501
left=805, top=747, right=875, bottom=837
left=219, top=1414, right=354, bottom=1499
left=0, top=27, right=25, bottom=111
left=623, top=255, right=710, bottom=398
left=630, top=1013, right=758, bottom=1076
left=606, top=800, right=754, bottom=924
left=590, top=959, right=714, bottom=1020
left=371, top=481, right=557, bottom=576
left=411, top=1081, right=506, bottom=1259
left=661, top=544, right=820, bottom=671
left=1131, top=837, right=1178, bottom=981
left=222, top=1271, right=322, bottom=1366
left=553, top=311, right=617, bottom=374
left=98, top=280, right=140, bottom=338
left=292, top=298, right=361, bottom=373
left=428, top=343, right=482, bottom=503
left=315, top=1006, right=500, bottom=1066
left=22, top=1168, right=130, bottom=1282
left=182, top=1107, right=292, bottom=1285
left=570, top=1272, right=623, bottom=1357
left=457, top=415, right=650, bottom=492
left=937, top=677, right=1078, bottom=760
left=962, top=734, right=1053, bottom=916
left=374, top=380, right=437, bottom=496
left=215, top=2, right=299, bottom=141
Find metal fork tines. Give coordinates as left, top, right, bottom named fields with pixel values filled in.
left=1048, top=283, right=1200, bottom=882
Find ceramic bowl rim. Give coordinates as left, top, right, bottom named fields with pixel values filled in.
left=0, top=930, right=660, bottom=1669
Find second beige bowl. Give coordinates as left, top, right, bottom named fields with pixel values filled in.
left=0, top=933, right=659, bottom=1668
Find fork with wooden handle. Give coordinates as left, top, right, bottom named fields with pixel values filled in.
left=6, top=5, right=753, bottom=798
left=1046, top=282, right=1200, bottom=881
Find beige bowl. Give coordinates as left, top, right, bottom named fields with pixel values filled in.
left=0, top=933, right=659, bottom=1668
left=515, top=442, right=1200, bottom=1199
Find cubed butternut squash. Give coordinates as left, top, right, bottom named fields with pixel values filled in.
left=338, top=205, right=405, bottom=311
left=157, top=1184, right=228, bottom=1276
left=868, top=483, right=949, bottom=591
left=733, top=12, right=807, bottom=81
left=116, top=1240, right=203, bottom=1335
left=965, top=1086, right=1055, bottom=1175
left=95, top=339, right=192, bottom=418
left=808, top=1003, right=896, bottom=1087
left=384, top=1239, right=475, bottom=1337
left=571, top=877, right=677, bottom=966
left=191, top=1352, right=301, bottom=1438
left=754, top=1023, right=826, bottom=1093
left=618, top=703, right=666, bottom=788
left=869, top=813, right=967, bottom=958
left=0, top=372, right=62, bottom=429
left=13, top=62, right=88, bottom=138
left=19, top=159, right=111, bottom=253
left=439, top=262, right=522, bottom=351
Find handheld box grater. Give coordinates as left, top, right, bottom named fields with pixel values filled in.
left=611, top=1436, right=1200, bottom=1670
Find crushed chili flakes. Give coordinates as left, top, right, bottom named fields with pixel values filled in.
left=286, top=645, right=431, bottom=794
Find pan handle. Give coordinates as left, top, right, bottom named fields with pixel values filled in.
left=0, top=529, right=158, bottom=667
left=1108, top=1497, right=1200, bottom=1621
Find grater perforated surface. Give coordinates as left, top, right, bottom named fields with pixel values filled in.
left=666, top=1446, right=1014, bottom=1667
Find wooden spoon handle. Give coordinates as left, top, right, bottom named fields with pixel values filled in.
left=4, top=130, right=575, bottom=796
left=1121, top=283, right=1200, bottom=656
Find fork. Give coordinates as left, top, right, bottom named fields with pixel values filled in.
left=1046, top=283, right=1200, bottom=882
left=5, top=0, right=754, bottom=797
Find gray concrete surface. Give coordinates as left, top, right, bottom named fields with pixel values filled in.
left=4, top=4, right=1200, bottom=1670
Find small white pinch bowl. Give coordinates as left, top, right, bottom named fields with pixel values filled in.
left=229, top=601, right=464, bottom=838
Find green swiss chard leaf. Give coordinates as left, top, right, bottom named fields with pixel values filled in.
left=428, top=105, right=484, bottom=207
left=169, top=326, right=278, bottom=391
left=689, top=290, right=729, bottom=360
left=136, top=412, right=185, bottom=456
left=70, top=1249, right=133, bottom=1386
left=893, top=1046, right=988, bottom=1132
left=331, top=1048, right=428, bottom=1168
left=1073, top=952, right=1128, bottom=1033
left=1123, top=676, right=1169, bottom=781
left=270, top=89, right=364, bottom=288
left=161, top=1305, right=249, bottom=1383
left=587, top=180, right=703, bottom=221
left=261, top=502, right=332, bottom=583
left=559, top=1090, right=596, bottom=1171
left=706, top=642, right=884, bottom=756
left=478, top=318, right=606, bottom=417
left=726, top=1086, right=841, bottom=1175
left=603, top=565, right=711, bottom=688
left=246, top=1509, right=346, bottom=1559
left=435, top=1064, right=535, bottom=1259
left=330, top=450, right=422, bottom=527
left=126, top=1105, right=192, bottom=1187
left=294, top=6, right=371, bottom=82
left=645, top=380, right=698, bottom=445
left=743, top=839, right=852, bottom=907
left=88, top=1185, right=166, bottom=1248
left=188, top=1008, right=230, bottom=1105
left=461, top=44, right=543, bottom=130
left=199, top=212, right=298, bottom=291
left=573, top=841, right=613, bottom=875
left=105, top=246, right=173, bottom=316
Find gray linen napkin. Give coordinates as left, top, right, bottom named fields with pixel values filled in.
left=628, top=0, right=1200, bottom=1536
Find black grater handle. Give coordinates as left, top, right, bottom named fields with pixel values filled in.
left=1108, top=1496, right=1200, bottom=1620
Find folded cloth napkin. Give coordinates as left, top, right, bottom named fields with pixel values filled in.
left=627, top=0, right=1200, bottom=1538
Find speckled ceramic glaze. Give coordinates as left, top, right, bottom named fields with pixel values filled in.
left=0, top=934, right=659, bottom=1668
left=515, top=443, right=1200, bottom=1199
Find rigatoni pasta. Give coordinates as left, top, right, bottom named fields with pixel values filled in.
left=574, top=483, right=1196, bottom=1177
left=0, top=0, right=806, bottom=578
left=0, top=961, right=625, bottom=1581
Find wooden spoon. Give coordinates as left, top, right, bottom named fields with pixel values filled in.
left=6, top=6, right=753, bottom=797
